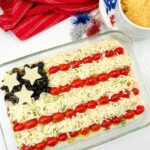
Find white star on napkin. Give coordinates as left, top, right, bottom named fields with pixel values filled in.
left=15, top=85, right=33, bottom=105
left=23, top=67, right=41, bottom=85
left=3, top=73, right=19, bottom=91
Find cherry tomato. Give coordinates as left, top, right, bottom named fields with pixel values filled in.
left=105, top=50, right=114, bottom=58
left=50, top=87, right=61, bottom=95
left=13, top=123, right=25, bottom=131
left=53, top=112, right=65, bottom=122
left=132, top=88, right=139, bottom=95
left=90, top=124, right=101, bottom=132
left=59, top=64, right=70, bottom=71
left=110, top=94, right=120, bottom=102
left=49, top=66, right=59, bottom=74
left=65, top=109, right=76, bottom=118
left=109, top=70, right=120, bottom=78
left=71, top=60, right=82, bottom=68
left=85, top=76, right=97, bottom=86
left=114, top=47, right=124, bottom=55
left=39, top=115, right=52, bottom=124
left=101, top=119, right=112, bottom=129
left=119, top=90, right=130, bottom=98
left=60, top=84, right=71, bottom=93
left=46, top=137, right=58, bottom=147
left=82, top=56, right=93, bottom=64
left=120, top=68, right=129, bottom=76
left=99, top=96, right=109, bottom=105
left=22, top=145, right=35, bottom=150
left=80, top=127, right=90, bottom=135
left=35, top=141, right=46, bottom=149
left=124, top=110, right=135, bottom=119
left=71, top=79, right=84, bottom=88
left=112, top=116, right=121, bottom=124
left=24, top=118, right=38, bottom=129
left=58, top=133, right=68, bottom=141
left=97, top=73, right=109, bottom=82
left=70, top=131, right=79, bottom=137
left=75, top=104, right=87, bottom=113
left=86, top=100, right=98, bottom=109
left=134, top=105, right=145, bottom=115
left=93, top=53, right=102, bottom=61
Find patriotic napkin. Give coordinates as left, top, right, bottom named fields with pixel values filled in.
left=0, top=0, right=99, bottom=40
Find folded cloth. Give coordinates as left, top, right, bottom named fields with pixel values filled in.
left=0, top=0, right=99, bottom=40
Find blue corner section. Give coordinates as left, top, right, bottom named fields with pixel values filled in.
left=72, top=13, right=91, bottom=25
left=103, top=0, right=117, bottom=14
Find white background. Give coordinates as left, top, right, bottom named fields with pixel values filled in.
left=0, top=17, right=150, bottom=150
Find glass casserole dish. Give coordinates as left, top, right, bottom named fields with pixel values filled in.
left=0, top=30, right=150, bottom=150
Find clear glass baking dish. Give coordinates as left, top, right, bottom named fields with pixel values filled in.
left=0, top=30, right=150, bottom=150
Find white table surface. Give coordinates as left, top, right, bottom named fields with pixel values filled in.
left=0, top=18, right=150, bottom=150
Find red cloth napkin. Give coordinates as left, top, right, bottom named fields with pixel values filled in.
left=0, top=0, right=99, bottom=40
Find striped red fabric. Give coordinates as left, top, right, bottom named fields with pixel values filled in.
left=0, top=0, right=99, bottom=40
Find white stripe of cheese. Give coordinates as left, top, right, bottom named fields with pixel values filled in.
left=48, top=54, right=130, bottom=87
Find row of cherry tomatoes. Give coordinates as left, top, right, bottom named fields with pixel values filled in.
left=13, top=88, right=139, bottom=132
left=22, top=105, right=144, bottom=150
left=48, top=47, right=124, bottom=74
left=50, top=67, right=130, bottom=95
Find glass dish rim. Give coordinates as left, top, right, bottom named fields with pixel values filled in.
left=0, top=30, right=150, bottom=150
left=0, top=30, right=132, bottom=67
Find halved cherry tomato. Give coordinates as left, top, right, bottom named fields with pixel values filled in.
left=48, top=66, right=59, bottom=74
left=101, top=119, right=112, bottom=128
left=50, top=87, right=61, bottom=95
left=114, top=47, right=124, bottom=55
left=71, top=60, right=82, bottom=68
left=24, top=118, right=38, bottom=129
left=65, top=109, right=76, bottom=118
left=22, top=144, right=35, bottom=150
left=93, top=53, right=102, bottom=61
left=53, top=112, right=65, bottom=122
left=46, top=137, right=58, bottom=147
left=85, top=76, right=97, bottom=86
left=60, top=84, right=71, bottom=92
left=134, top=105, right=145, bottom=115
left=132, top=88, right=139, bottom=95
left=71, top=79, right=84, bottom=88
left=110, top=94, right=120, bottom=102
left=75, top=104, right=87, bottom=113
left=120, top=68, right=129, bottom=76
left=13, top=123, right=25, bottom=131
left=97, top=73, right=109, bottom=82
left=39, top=115, right=52, bottom=124
left=119, top=90, right=130, bottom=98
left=90, top=124, right=101, bottom=131
left=58, top=133, right=68, bottom=141
left=86, top=100, right=98, bottom=109
left=80, top=127, right=90, bottom=135
left=59, top=64, right=70, bottom=71
left=35, top=141, right=46, bottom=149
left=112, top=116, right=121, bottom=124
left=70, top=131, right=79, bottom=137
left=105, top=50, right=114, bottom=58
left=109, top=70, right=120, bottom=78
left=82, top=56, right=93, bottom=64
left=124, top=110, right=135, bottom=119
left=99, top=96, right=109, bottom=105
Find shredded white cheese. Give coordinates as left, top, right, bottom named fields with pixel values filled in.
left=15, top=95, right=139, bottom=147
left=49, top=54, right=130, bottom=87
left=44, top=39, right=122, bottom=69
left=9, top=75, right=136, bottom=123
